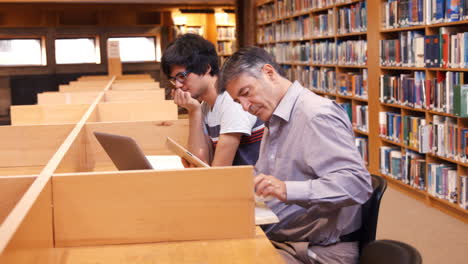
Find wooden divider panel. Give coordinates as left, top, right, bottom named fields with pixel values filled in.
left=110, top=82, right=160, bottom=91
left=0, top=176, right=35, bottom=225
left=0, top=124, right=74, bottom=172
left=104, top=90, right=165, bottom=102
left=96, top=101, right=178, bottom=122
left=53, top=166, right=255, bottom=247
left=38, top=92, right=100, bottom=105
left=0, top=181, right=55, bottom=264
left=10, top=104, right=90, bottom=125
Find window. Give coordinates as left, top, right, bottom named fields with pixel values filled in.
left=0, top=38, right=45, bottom=66
left=108, top=37, right=158, bottom=62
left=55, top=38, right=100, bottom=64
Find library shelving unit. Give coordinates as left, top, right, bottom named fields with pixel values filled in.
left=255, top=0, right=370, bottom=168
left=256, top=0, right=468, bottom=222
left=216, top=24, right=236, bottom=65
left=375, top=0, right=468, bottom=221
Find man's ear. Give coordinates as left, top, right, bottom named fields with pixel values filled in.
left=262, top=64, right=277, bottom=81
left=205, top=65, right=212, bottom=76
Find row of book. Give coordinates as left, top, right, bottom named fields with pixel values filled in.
left=382, top=0, right=468, bottom=29
left=337, top=69, right=368, bottom=98
left=380, top=148, right=426, bottom=190
left=379, top=29, right=468, bottom=68
left=379, top=71, right=468, bottom=116
left=340, top=103, right=368, bottom=132
left=381, top=147, right=468, bottom=208
left=281, top=65, right=369, bottom=98
left=257, top=12, right=335, bottom=43
left=216, top=27, right=235, bottom=40
left=265, top=40, right=368, bottom=65
left=336, top=1, right=367, bottom=34
left=276, top=0, right=340, bottom=19
left=217, top=42, right=234, bottom=55
left=283, top=65, right=336, bottom=93
left=379, top=112, right=468, bottom=161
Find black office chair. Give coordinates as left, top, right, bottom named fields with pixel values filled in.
left=360, top=239, right=422, bottom=264
left=358, top=174, right=387, bottom=253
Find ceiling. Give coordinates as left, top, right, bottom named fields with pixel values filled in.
left=0, top=0, right=235, bottom=4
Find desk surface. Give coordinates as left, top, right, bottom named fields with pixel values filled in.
left=55, top=227, right=284, bottom=264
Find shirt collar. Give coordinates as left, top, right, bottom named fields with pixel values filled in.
left=271, top=81, right=303, bottom=123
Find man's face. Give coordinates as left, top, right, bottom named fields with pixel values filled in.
left=226, top=72, right=277, bottom=122
left=169, top=65, right=207, bottom=99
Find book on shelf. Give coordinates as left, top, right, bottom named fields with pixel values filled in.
left=382, top=0, right=468, bottom=29
left=461, top=175, right=468, bottom=209
left=428, top=163, right=458, bottom=202
left=355, top=136, right=369, bottom=165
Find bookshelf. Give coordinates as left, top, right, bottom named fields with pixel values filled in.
left=215, top=12, right=237, bottom=65
left=256, top=0, right=370, bottom=168
left=256, top=0, right=468, bottom=222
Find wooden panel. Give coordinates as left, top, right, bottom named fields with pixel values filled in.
left=37, top=91, right=100, bottom=104
left=0, top=124, right=74, bottom=167
left=10, top=104, right=90, bottom=125
left=83, top=119, right=189, bottom=171
left=115, top=74, right=152, bottom=80
left=0, top=167, right=43, bottom=177
left=96, top=101, right=177, bottom=122
left=110, top=82, right=160, bottom=90
left=53, top=166, right=255, bottom=247
left=0, top=176, right=35, bottom=225
left=77, top=75, right=112, bottom=81
left=53, top=227, right=283, bottom=264
left=54, top=129, right=87, bottom=173
left=0, top=181, right=55, bottom=264
left=59, top=85, right=106, bottom=92
left=104, top=90, right=165, bottom=102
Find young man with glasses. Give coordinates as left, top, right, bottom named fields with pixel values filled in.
left=161, top=33, right=263, bottom=166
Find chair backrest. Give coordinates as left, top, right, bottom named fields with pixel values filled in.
left=359, top=174, right=387, bottom=252
left=360, top=240, right=422, bottom=264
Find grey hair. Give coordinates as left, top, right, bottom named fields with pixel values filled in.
left=217, top=46, right=286, bottom=93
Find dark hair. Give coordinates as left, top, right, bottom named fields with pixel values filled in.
left=218, top=46, right=285, bottom=93
left=161, top=33, right=219, bottom=79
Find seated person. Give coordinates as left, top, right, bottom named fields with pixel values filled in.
left=161, top=34, right=264, bottom=166
left=218, top=47, right=372, bottom=264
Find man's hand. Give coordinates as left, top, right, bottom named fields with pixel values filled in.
left=172, top=88, right=201, bottom=113
left=180, top=157, right=196, bottom=168
left=254, top=174, right=287, bottom=202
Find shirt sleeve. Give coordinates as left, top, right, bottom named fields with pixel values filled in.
left=285, top=112, right=372, bottom=211
left=219, top=94, right=257, bottom=136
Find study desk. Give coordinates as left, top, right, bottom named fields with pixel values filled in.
left=53, top=227, right=284, bottom=264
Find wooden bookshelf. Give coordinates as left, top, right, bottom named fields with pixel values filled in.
left=375, top=0, right=468, bottom=222
left=256, top=0, right=468, bottom=222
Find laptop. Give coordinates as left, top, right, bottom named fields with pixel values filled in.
left=93, top=131, right=208, bottom=170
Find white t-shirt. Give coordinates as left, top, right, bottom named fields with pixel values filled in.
left=201, top=92, right=264, bottom=165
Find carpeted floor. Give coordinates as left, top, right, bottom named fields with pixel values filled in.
left=377, top=186, right=468, bottom=264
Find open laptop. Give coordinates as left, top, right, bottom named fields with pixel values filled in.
left=93, top=131, right=208, bottom=170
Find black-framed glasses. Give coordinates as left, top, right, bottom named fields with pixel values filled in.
left=168, top=71, right=191, bottom=85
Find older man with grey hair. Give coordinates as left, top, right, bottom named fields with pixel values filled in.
left=218, top=47, right=372, bottom=264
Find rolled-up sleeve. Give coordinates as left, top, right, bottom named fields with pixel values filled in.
left=286, top=112, right=372, bottom=210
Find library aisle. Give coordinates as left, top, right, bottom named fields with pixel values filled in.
left=378, top=186, right=468, bottom=264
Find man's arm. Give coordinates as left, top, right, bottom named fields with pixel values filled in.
left=173, top=89, right=211, bottom=164
left=211, top=133, right=242, bottom=166
left=255, top=113, right=372, bottom=212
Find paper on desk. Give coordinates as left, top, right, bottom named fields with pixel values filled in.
left=145, top=155, right=184, bottom=170
left=255, top=202, right=279, bottom=225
